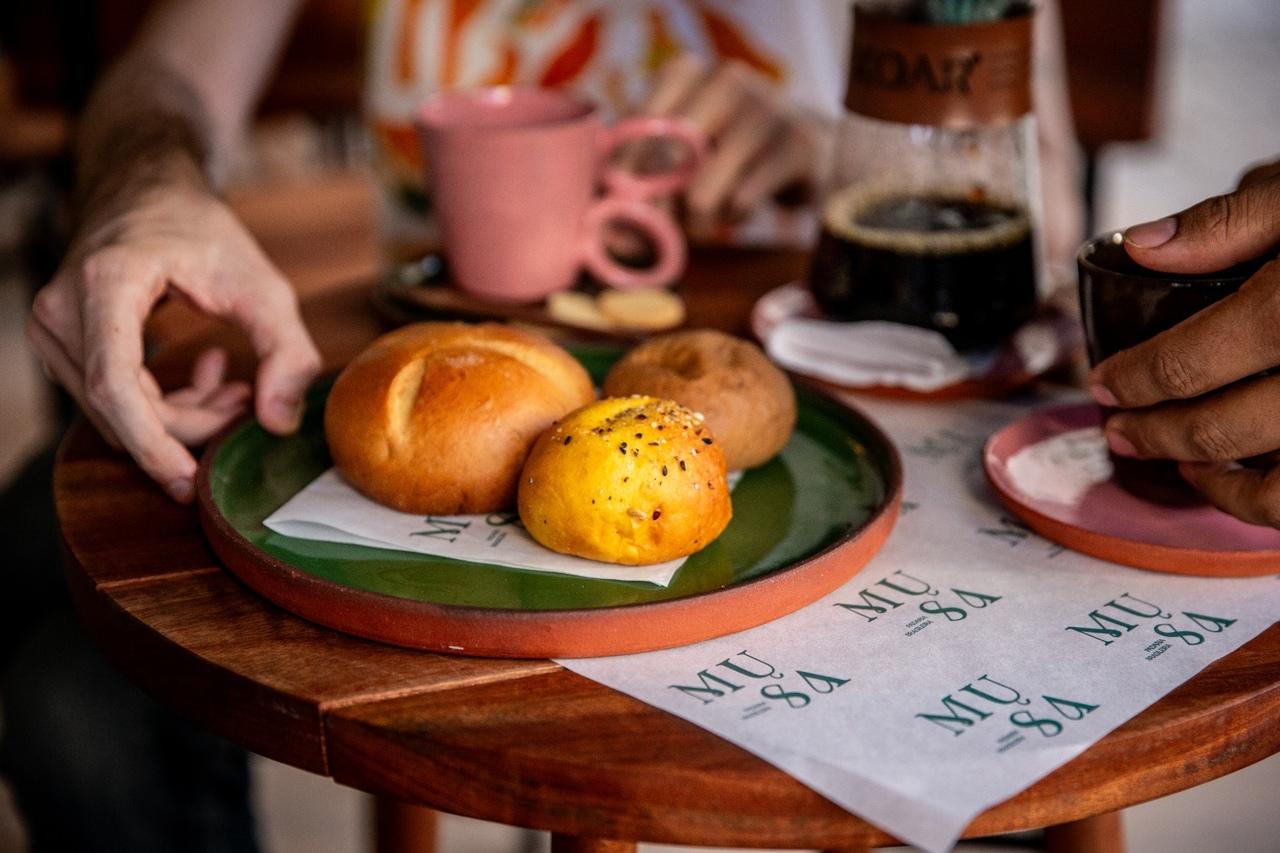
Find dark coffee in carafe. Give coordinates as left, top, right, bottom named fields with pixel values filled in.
left=809, top=187, right=1037, bottom=351
left=812, top=3, right=1041, bottom=352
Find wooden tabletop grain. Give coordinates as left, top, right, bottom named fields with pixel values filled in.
left=55, top=175, right=1280, bottom=848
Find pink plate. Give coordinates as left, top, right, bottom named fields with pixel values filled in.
left=751, top=283, right=1078, bottom=401
left=985, top=403, right=1280, bottom=576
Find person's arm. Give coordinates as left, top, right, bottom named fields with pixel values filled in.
left=642, top=56, right=820, bottom=221
left=78, top=0, right=303, bottom=196
left=27, top=0, right=318, bottom=504
left=632, top=0, right=1083, bottom=260
left=1088, top=160, right=1280, bottom=526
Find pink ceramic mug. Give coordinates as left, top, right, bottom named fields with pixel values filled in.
left=417, top=86, right=704, bottom=302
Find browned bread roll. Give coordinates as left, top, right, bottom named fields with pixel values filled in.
left=324, top=322, right=594, bottom=513
left=602, top=330, right=795, bottom=470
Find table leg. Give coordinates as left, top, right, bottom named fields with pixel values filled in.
left=550, top=834, right=637, bottom=853
left=373, top=796, right=438, bottom=853
left=1045, top=811, right=1125, bottom=853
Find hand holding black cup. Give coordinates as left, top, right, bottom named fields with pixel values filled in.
left=1086, top=160, right=1280, bottom=526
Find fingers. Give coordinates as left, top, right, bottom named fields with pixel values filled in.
left=30, top=277, right=86, bottom=365
left=191, top=346, right=229, bottom=395
left=203, top=382, right=253, bottom=411
left=641, top=53, right=706, bottom=116
left=1179, top=461, right=1280, bottom=529
left=29, top=277, right=244, bottom=453
left=1106, top=374, right=1280, bottom=462
left=686, top=88, right=780, bottom=217
left=37, top=191, right=314, bottom=504
left=26, top=313, right=123, bottom=448
left=78, top=253, right=200, bottom=502
left=637, top=56, right=815, bottom=218
left=163, top=379, right=251, bottom=414
left=727, top=121, right=815, bottom=216
left=160, top=347, right=251, bottom=445
left=1089, top=260, right=1280, bottom=408
left=161, top=394, right=249, bottom=445
left=163, top=347, right=228, bottom=407
left=1123, top=172, right=1280, bottom=273
left=612, top=56, right=707, bottom=175
left=230, top=284, right=321, bottom=434
left=677, top=61, right=753, bottom=140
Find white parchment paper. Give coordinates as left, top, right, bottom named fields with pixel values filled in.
left=264, top=469, right=688, bottom=585
left=559, top=391, right=1280, bottom=852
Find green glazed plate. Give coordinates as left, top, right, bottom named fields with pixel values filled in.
left=197, top=345, right=902, bottom=658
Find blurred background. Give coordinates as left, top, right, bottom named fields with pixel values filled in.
left=1, top=0, right=1277, bottom=850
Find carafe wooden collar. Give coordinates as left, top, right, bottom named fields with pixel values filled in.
left=847, top=6, right=1033, bottom=129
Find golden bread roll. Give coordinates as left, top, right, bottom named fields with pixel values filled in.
left=325, top=322, right=594, bottom=513
left=519, top=396, right=732, bottom=565
left=602, top=329, right=796, bottom=470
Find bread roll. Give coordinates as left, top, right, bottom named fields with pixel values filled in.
left=602, top=329, right=795, bottom=469
left=519, top=396, right=732, bottom=565
left=325, top=322, right=594, bottom=513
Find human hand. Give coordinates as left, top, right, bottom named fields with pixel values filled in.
left=1087, top=162, right=1280, bottom=526
left=27, top=185, right=321, bottom=503
left=632, top=55, right=822, bottom=221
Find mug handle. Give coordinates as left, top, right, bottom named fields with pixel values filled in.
left=599, top=116, right=706, bottom=200
left=580, top=195, right=686, bottom=290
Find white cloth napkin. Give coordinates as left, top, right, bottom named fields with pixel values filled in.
left=764, top=316, right=1062, bottom=393
left=765, top=318, right=983, bottom=392
left=264, top=469, right=741, bottom=586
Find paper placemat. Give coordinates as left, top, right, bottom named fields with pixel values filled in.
left=559, top=390, right=1280, bottom=851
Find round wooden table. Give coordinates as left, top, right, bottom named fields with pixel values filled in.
left=55, top=245, right=1280, bottom=853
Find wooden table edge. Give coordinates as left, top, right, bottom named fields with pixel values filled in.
left=318, top=631, right=1280, bottom=849
left=49, top=255, right=1280, bottom=849
left=55, top=427, right=567, bottom=773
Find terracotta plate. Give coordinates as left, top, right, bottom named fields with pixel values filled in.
left=197, top=346, right=902, bottom=658
left=751, top=283, right=1078, bottom=401
left=985, top=403, right=1280, bottom=576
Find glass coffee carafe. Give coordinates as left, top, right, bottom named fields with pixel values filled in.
left=810, top=1, right=1041, bottom=352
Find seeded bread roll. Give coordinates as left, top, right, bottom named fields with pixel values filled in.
left=324, top=322, right=594, bottom=513
left=518, top=396, right=732, bottom=565
left=602, top=329, right=795, bottom=469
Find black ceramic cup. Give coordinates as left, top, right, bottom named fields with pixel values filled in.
left=1078, top=232, right=1266, bottom=505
